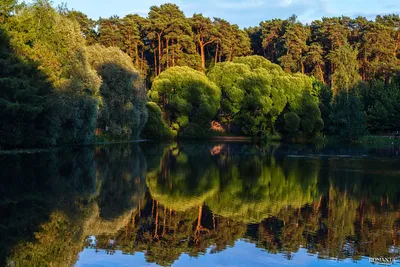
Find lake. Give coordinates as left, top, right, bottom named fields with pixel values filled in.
left=1, top=141, right=400, bottom=266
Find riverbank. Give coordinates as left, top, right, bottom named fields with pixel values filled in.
left=0, top=140, right=150, bottom=154
left=2, top=135, right=399, bottom=154
left=356, top=135, right=400, bottom=145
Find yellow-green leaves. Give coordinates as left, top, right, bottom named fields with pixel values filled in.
left=149, top=66, right=221, bottom=136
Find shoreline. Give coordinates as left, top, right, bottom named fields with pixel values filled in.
left=1, top=135, right=399, bottom=154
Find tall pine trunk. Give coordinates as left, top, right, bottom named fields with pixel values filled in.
left=200, top=44, right=206, bottom=70
left=153, top=46, right=157, bottom=77
left=166, top=38, right=169, bottom=68
left=157, top=33, right=162, bottom=75
left=214, top=43, right=219, bottom=64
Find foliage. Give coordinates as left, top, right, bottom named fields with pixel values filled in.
left=141, top=102, right=174, bottom=140
left=330, top=93, right=367, bottom=141
left=284, top=112, right=301, bottom=133
left=285, top=92, right=324, bottom=137
left=208, top=56, right=323, bottom=138
left=2, top=0, right=400, bottom=146
left=208, top=156, right=319, bottom=223
left=2, top=143, right=400, bottom=265
left=363, top=80, right=400, bottom=132
left=329, top=42, right=360, bottom=95
left=0, top=1, right=100, bottom=148
left=146, top=144, right=219, bottom=211
left=149, top=66, right=221, bottom=136
left=86, top=45, right=148, bottom=139
left=4, top=0, right=101, bottom=95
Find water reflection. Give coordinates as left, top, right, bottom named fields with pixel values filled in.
left=0, top=142, right=399, bottom=266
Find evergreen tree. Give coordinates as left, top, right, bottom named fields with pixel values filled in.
left=190, top=13, right=218, bottom=70
left=330, top=93, right=366, bottom=141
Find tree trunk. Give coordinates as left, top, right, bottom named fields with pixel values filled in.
left=157, top=32, right=162, bottom=75
left=153, top=46, right=158, bottom=76
left=200, top=44, right=206, bottom=71
left=154, top=202, right=159, bottom=239
left=228, top=47, right=233, bottom=61
left=214, top=43, right=219, bottom=64
left=166, top=38, right=169, bottom=68
left=172, top=40, right=175, bottom=67
left=318, top=65, right=325, bottom=84
left=194, top=205, right=204, bottom=244
left=140, top=50, right=144, bottom=73
left=135, top=42, right=139, bottom=67
left=162, top=206, right=167, bottom=237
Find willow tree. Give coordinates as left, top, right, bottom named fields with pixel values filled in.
left=208, top=55, right=323, bottom=137
left=0, top=26, right=50, bottom=148
left=149, top=66, right=221, bottom=136
left=208, top=56, right=287, bottom=135
left=86, top=45, right=148, bottom=139
left=3, top=0, right=101, bottom=146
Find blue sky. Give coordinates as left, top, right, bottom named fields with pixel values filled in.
left=28, top=0, right=400, bottom=28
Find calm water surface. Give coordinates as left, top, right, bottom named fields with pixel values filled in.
left=1, top=141, right=400, bottom=266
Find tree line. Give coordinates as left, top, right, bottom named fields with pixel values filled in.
left=1, top=0, right=400, bottom=148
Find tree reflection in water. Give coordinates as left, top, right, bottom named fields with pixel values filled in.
left=1, top=142, right=399, bottom=266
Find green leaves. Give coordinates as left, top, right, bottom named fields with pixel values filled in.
left=149, top=66, right=221, bottom=136
left=86, top=45, right=148, bottom=140
left=208, top=56, right=323, bottom=137
left=284, top=112, right=300, bottom=133
left=330, top=93, right=367, bottom=141
left=329, top=42, right=360, bottom=95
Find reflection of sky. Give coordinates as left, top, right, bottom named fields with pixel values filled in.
left=76, top=240, right=397, bottom=266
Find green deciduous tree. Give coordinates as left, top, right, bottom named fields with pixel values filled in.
left=142, top=102, right=174, bottom=140
left=86, top=45, right=148, bottom=139
left=208, top=56, right=322, bottom=137
left=1, top=0, right=101, bottom=147
left=149, top=66, right=221, bottom=136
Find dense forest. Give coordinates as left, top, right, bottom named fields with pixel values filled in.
left=1, top=0, right=400, bottom=148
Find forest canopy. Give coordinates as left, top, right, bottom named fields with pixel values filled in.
left=1, top=0, right=400, bottom=147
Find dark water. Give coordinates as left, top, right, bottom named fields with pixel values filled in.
left=1, top=141, right=400, bottom=266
